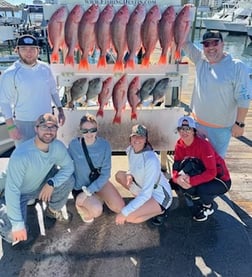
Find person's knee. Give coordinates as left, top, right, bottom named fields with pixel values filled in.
left=108, top=199, right=125, bottom=214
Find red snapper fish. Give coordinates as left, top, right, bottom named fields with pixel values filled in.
left=47, top=6, right=68, bottom=63
left=158, top=6, right=176, bottom=65
left=127, top=76, right=141, bottom=120
left=95, top=4, right=114, bottom=67
left=125, top=4, right=146, bottom=69
left=174, top=5, right=191, bottom=61
left=141, top=5, right=161, bottom=67
left=111, top=5, right=130, bottom=72
left=96, top=77, right=113, bottom=117
left=78, top=4, right=100, bottom=70
left=64, top=4, right=84, bottom=66
left=112, top=74, right=128, bottom=124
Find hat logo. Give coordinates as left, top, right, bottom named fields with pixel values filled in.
left=23, top=37, right=34, bottom=44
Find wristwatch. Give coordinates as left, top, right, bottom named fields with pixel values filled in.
left=47, top=179, right=54, bottom=187
left=235, top=121, right=245, bottom=128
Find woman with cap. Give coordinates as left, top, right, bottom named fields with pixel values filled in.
left=171, top=115, right=231, bottom=221
left=0, top=34, right=65, bottom=146
left=68, top=113, right=124, bottom=223
left=182, top=30, right=251, bottom=158
left=115, top=124, right=173, bottom=225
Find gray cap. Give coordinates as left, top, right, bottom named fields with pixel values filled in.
left=130, top=124, right=148, bottom=138
left=200, top=30, right=223, bottom=43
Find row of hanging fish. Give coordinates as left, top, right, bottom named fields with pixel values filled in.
left=47, top=4, right=192, bottom=71
left=61, top=75, right=170, bottom=124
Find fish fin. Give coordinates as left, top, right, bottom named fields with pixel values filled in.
left=141, top=57, right=149, bottom=67
left=113, top=114, right=121, bottom=124
left=79, top=58, right=89, bottom=70
left=64, top=55, right=75, bottom=67
left=131, top=111, right=137, bottom=120
left=97, top=56, right=107, bottom=67
left=96, top=108, right=104, bottom=118
left=113, top=61, right=124, bottom=72
left=50, top=52, right=59, bottom=63
left=125, top=59, right=135, bottom=69
left=174, top=50, right=181, bottom=61
left=158, top=55, right=167, bottom=65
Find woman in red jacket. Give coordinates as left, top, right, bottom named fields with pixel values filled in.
left=172, top=116, right=231, bottom=221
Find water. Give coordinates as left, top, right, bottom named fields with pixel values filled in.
left=193, top=29, right=252, bottom=68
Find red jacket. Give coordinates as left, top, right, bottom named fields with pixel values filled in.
left=172, top=136, right=231, bottom=186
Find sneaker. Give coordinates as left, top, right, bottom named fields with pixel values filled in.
left=193, top=204, right=214, bottom=222
left=45, top=207, right=72, bottom=224
left=151, top=211, right=168, bottom=226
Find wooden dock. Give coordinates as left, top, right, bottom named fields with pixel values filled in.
left=180, top=59, right=252, bottom=217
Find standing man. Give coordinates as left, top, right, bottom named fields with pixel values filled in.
left=183, top=30, right=251, bottom=157
left=0, top=113, right=74, bottom=243
left=0, top=34, right=65, bottom=146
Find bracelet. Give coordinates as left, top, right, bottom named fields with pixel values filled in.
left=7, top=125, right=16, bottom=131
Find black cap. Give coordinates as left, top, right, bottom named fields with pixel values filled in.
left=17, top=34, right=38, bottom=47
left=200, top=30, right=223, bottom=43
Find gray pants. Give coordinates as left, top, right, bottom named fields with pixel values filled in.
left=0, top=170, right=74, bottom=243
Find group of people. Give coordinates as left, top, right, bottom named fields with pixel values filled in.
left=0, top=29, right=251, bottom=244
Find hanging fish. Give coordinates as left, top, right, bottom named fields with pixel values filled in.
left=125, top=4, right=146, bottom=69
left=64, top=4, right=84, bottom=66
left=97, top=77, right=113, bottom=117
left=150, top=78, right=170, bottom=106
left=67, top=78, right=89, bottom=109
left=47, top=6, right=68, bottom=63
left=85, top=77, right=103, bottom=104
left=112, top=74, right=128, bottom=124
left=127, top=76, right=141, bottom=120
left=158, top=6, right=176, bottom=65
left=95, top=4, right=114, bottom=67
left=174, top=5, right=191, bottom=61
left=137, top=78, right=156, bottom=103
left=111, top=5, right=130, bottom=72
left=141, top=5, right=161, bottom=67
left=78, top=4, right=100, bottom=70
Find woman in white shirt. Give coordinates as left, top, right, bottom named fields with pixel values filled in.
left=115, top=124, right=173, bottom=225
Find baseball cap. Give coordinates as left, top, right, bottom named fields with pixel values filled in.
left=200, top=30, right=223, bottom=43
left=130, top=124, right=148, bottom=137
left=36, top=113, right=58, bottom=127
left=177, top=116, right=196, bottom=129
left=17, top=34, right=38, bottom=47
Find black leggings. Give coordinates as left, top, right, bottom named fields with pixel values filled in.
left=184, top=178, right=231, bottom=205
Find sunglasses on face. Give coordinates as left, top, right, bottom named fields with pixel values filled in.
left=202, top=40, right=220, bottom=48
left=37, top=125, right=58, bottom=132
left=177, top=126, right=192, bottom=132
left=80, top=127, right=97, bottom=134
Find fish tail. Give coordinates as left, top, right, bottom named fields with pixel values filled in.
left=50, top=52, right=59, bottom=63
left=64, top=55, right=75, bottom=67
left=113, top=113, right=121, bottom=124
left=125, top=59, right=135, bottom=69
left=78, top=58, right=89, bottom=70
left=96, top=108, right=104, bottom=118
left=174, top=50, right=181, bottom=61
left=131, top=111, right=137, bottom=120
left=158, top=55, right=167, bottom=65
left=141, top=57, right=149, bottom=67
left=113, top=61, right=124, bottom=72
left=97, top=56, right=106, bottom=67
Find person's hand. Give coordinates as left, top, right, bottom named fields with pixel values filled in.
left=232, top=124, right=244, bottom=138
left=39, top=184, right=54, bottom=202
left=12, top=228, right=27, bottom=242
left=176, top=175, right=191, bottom=189
left=115, top=213, right=127, bottom=225
left=58, top=110, right=65, bottom=126
left=126, top=174, right=133, bottom=188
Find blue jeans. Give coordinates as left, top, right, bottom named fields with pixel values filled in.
left=195, top=123, right=232, bottom=158
left=0, top=168, right=74, bottom=243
